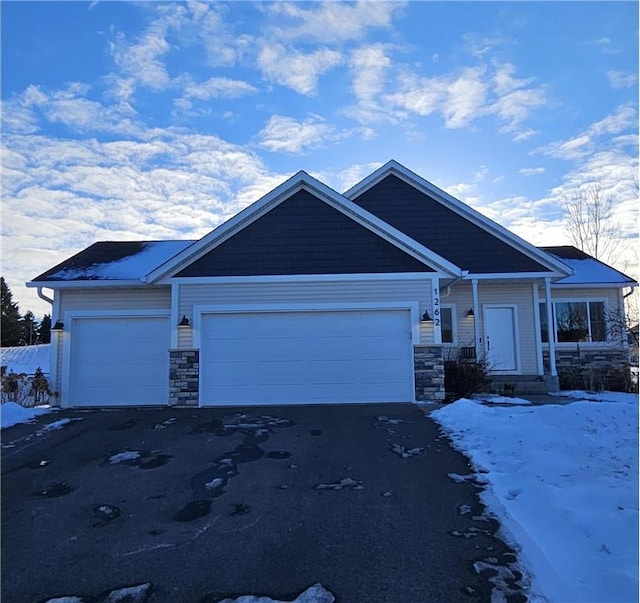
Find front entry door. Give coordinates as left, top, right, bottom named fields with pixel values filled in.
left=484, top=306, right=518, bottom=372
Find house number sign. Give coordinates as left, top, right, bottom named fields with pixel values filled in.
left=433, top=287, right=440, bottom=326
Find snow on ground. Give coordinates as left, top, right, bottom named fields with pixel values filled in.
left=218, top=584, right=335, bottom=603
left=432, top=391, right=639, bottom=603
left=1, top=402, right=54, bottom=429
left=0, top=344, right=50, bottom=374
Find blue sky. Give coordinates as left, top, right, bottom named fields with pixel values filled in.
left=2, top=1, right=638, bottom=317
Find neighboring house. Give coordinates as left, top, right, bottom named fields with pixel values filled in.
left=26, top=161, right=637, bottom=407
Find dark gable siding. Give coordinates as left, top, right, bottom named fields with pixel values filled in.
left=176, top=189, right=433, bottom=277
left=351, top=175, right=550, bottom=274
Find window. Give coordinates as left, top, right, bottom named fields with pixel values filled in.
left=441, top=307, right=454, bottom=344
left=538, top=301, right=606, bottom=343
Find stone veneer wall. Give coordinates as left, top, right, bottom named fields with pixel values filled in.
left=414, top=345, right=445, bottom=402
left=169, top=349, right=199, bottom=406
left=543, top=347, right=631, bottom=389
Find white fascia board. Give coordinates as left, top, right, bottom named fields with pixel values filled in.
left=25, top=279, right=147, bottom=289
left=344, top=160, right=573, bottom=277
left=551, top=282, right=637, bottom=289
left=149, top=169, right=463, bottom=283
left=464, top=272, right=568, bottom=280
left=167, top=273, right=438, bottom=285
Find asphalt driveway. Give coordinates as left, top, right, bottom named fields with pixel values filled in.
left=1, top=404, right=526, bottom=603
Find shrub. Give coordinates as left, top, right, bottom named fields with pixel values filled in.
left=1, top=368, right=52, bottom=407
left=444, top=355, right=491, bottom=401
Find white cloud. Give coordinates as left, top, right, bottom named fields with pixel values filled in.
left=588, top=104, right=637, bottom=136
left=606, top=70, right=638, bottom=89
left=519, top=167, right=545, bottom=176
left=512, top=128, right=538, bottom=142
left=384, top=62, right=545, bottom=132
left=1, top=128, right=291, bottom=316
left=266, top=1, right=403, bottom=43
left=110, top=30, right=172, bottom=91
left=534, top=105, right=637, bottom=160
left=257, top=114, right=354, bottom=154
left=257, top=42, right=342, bottom=95
left=535, top=134, right=593, bottom=160
left=183, top=76, right=257, bottom=100
left=443, top=67, right=488, bottom=128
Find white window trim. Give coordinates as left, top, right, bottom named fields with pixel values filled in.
left=539, top=298, right=609, bottom=347
left=440, top=304, right=457, bottom=346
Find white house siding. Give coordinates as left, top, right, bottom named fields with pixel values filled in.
left=443, top=280, right=538, bottom=375
left=59, top=287, right=172, bottom=312
left=53, top=287, right=172, bottom=398
left=177, top=278, right=434, bottom=348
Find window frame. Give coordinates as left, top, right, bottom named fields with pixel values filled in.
left=539, top=298, right=609, bottom=345
left=440, top=304, right=457, bottom=346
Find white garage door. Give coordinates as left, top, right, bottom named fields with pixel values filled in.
left=200, top=309, right=414, bottom=405
left=68, top=316, right=170, bottom=407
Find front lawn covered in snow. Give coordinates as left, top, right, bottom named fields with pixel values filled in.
left=432, top=391, right=638, bottom=603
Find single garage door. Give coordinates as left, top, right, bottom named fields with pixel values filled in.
left=68, top=316, right=170, bottom=407
left=200, top=309, right=414, bottom=405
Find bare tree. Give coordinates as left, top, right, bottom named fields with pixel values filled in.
left=563, top=183, right=622, bottom=264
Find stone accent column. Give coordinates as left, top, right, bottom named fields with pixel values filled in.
left=169, top=349, right=199, bottom=406
left=414, top=345, right=445, bottom=402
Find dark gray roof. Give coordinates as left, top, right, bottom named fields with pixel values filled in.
left=32, top=241, right=195, bottom=281
left=539, top=246, right=637, bottom=285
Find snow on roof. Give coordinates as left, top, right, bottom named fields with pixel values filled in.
left=541, top=246, right=636, bottom=286
left=1, top=344, right=50, bottom=375
left=35, top=240, right=195, bottom=282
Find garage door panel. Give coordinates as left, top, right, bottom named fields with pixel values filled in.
left=69, top=316, right=169, bottom=407
left=201, top=309, right=414, bottom=405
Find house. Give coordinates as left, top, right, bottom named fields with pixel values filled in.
left=26, top=160, right=637, bottom=407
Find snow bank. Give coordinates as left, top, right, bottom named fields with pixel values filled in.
left=432, top=393, right=638, bottom=603
left=0, top=344, right=50, bottom=375
left=1, top=402, right=54, bottom=429
left=218, top=584, right=334, bottom=603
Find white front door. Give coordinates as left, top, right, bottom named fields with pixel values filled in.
left=484, top=306, right=518, bottom=372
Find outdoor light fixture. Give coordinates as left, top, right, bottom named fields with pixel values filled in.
left=178, top=315, right=190, bottom=327
left=467, top=308, right=474, bottom=317
left=51, top=320, right=64, bottom=332
left=420, top=310, right=433, bottom=322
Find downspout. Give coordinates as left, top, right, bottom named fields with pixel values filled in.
left=440, top=270, right=470, bottom=299
left=37, top=287, right=54, bottom=306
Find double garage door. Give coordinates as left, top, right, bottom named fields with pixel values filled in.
left=67, top=309, right=414, bottom=407
left=199, top=309, right=414, bottom=405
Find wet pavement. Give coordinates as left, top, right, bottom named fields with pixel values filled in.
left=1, top=404, right=528, bottom=603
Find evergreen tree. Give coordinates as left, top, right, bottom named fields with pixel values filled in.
left=21, top=311, right=39, bottom=345
left=38, top=314, right=52, bottom=344
left=1, top=277, right=23, bottom=347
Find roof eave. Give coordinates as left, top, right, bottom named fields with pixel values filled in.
left=26, top=279, right=149, bottom=289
